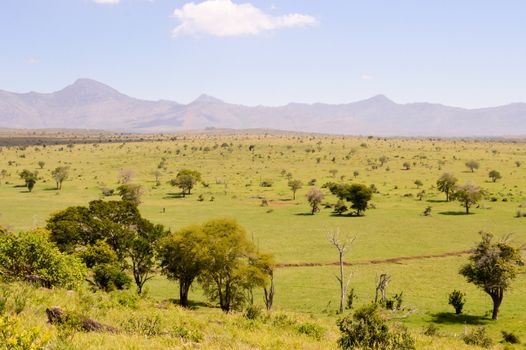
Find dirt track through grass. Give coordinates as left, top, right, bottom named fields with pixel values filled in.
left=275, top=249, right=471, bottom=268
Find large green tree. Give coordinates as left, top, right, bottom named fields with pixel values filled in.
left=198, top=219, right=270, bottom=312
left=460, top=232, right=523, bottom=320
left=159, top=225, right=206, bottom=307
left=46, top=200, right=166, bottom=294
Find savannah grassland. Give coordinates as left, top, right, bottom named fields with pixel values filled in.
left=1, top=132, right=525, bottom=349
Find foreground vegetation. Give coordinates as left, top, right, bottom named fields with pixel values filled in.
left=0, top=131, right=525, bottom=349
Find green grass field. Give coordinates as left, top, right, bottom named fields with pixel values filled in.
left=1, top=133, right=525, bottom=349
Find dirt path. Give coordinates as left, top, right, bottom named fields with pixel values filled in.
left=275, top=250, right=470, bottom=269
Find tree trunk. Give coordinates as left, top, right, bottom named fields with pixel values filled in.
left=490, top=290, right=503, bottom=320
left=179, top=280, right=191, bottom=307
left=339, top=251, right=345, bottom=314
left=465, top=204, right=470, bottom=215
left=264, top=274, right=275, bottom=311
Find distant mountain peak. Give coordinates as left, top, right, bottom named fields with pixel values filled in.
left=57, top=78, right=122, bottom=99
left=363, top=94, right=395, bottom=104
left=191, top=94, right=223, bottom=104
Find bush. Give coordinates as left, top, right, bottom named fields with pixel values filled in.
left=296, top=322, right=325, bottom=340
left=448, top=290, right=465, bottom=314
left=337, top=303, right=415, bottom=350
left=122, top=313, right=163, bottom=336
left=502, top=331, right=521, bottom=344
left=422, top=323, right=439, bottom=337
left=172, top=325, right=204, bottom=343
left=93, top=264, right=132, bottom=292
left=463, top=327, right=493, bottom=348
left=0, top=230, right=86, bottom=289
left=244, top=304, right=263, bottom=320
left=0, top=314, right=51, bottom=349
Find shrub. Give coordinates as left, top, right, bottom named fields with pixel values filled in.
left=123, top=313, right=163, bottom=336
left=346, top=288, right=356, bottom=310
left=172, top=325, right=204, bottom=343
left=296, top=322, right=325, bottom=340
left=0, top=230, right=86, bottom=289
left=463, top=327, right=493, bottom=348
left=422, top=323, right=439, bottom=337
left=337, top=303, right=415, bottom=350
left=244, top=304, right=263, bottom=320
left=448, top=290, right=465, bottom=314
left=93, top=264, right=132, bottom=292
left=502, top=331, right=521, bottom=344
left=0, top=315, right=51, bottom=349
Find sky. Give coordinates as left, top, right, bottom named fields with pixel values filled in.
left=0, top=0, right=525, bottom=107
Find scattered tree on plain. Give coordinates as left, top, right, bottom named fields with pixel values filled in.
left=451, top=182, right=486, bottom=214
left=436, top=173, right=458, bottom=202
left=488, top=170, right=502, bottom=183
left=51, top=166, right=69, bottom=190
left=288, top=179, right=303, bottom=200
left=307, top=187, right=325, bottom=214
left=19, top=169, right=38, bottom=192
left=327, top=229, right=355, bottom=314
left=459, top=232, right=523, bottom=320
left=170, top=169, right=202, bottom=197
left=465, top=160, right=480, bottom=172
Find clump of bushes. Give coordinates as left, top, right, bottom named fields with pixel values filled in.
left=0, top=228, right=86, bottom=289
left=0, top=314, right=51, bottom=349
left=463, top=327, right=493, bottom=348
left=337, top=303, right=415, bottom=350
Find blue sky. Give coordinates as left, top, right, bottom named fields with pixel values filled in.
left=1, top=0, right=525, bottom=107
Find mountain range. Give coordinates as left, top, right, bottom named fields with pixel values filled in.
left=0, top=79, right=525, bottom=137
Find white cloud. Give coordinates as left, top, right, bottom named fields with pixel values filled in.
left=172, top=0, right=317, bottom=38
left=93, top=0, right=120, bottom=4
left=361, top=74, right=373, bottom=80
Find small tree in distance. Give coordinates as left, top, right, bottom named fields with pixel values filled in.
left=51, top=166, right=69, bottom=190
left=307, top=187, right=324, bottom=214
left=436, top=173, right=458, bottom=202
left=488, top=170, right=502, bottom=183
left=451, top=182, right=485, bottom=214
left=465, top=160, right=480, bottom=172
left=288, top=179, right=303, bottom=200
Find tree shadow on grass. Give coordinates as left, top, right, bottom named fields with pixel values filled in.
left=329, top=213, right=365, bottom=218
left=43, top=187, right=58, bottom=191
left=164, top=192, right=187, bottom=199
left=427, top=199, right=447, bottom=203
left=439, top=211, right=473, bottom=216
left=431, top=312, right=489, bottom=325
left=295, top=212, right=315, bottom=216
left=166, top=299, right=211, bottom=310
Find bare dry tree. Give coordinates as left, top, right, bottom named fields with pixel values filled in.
left=327, top=228, right=356, bottom=314
left=375, top=273, right=391, bottom=303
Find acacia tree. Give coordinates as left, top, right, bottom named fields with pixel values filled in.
left=436, top=172, right=458, bottom=202
left=51, top=166, right=69, bottom=190
left=328, top=183, right=372, bottom=216
left=170, top=169, right=202, bottom=197
left=198, top=219, right=270, bottom=312
left=117, top=183, right=144, bottom=205
left=19, top=169, right=38, bottom=192
left=488, top=170, right=502, bottom=183
left=288, top=179, right=303, bottom=200
left=465, top=160, right=480, bottom=172
left=460, top=232, right=523, bottom=320
left=307, top=187, right=325, bottom=214
left=451, top=183, right=485, bottom=214
left=158, top=225, right=205, bottom=307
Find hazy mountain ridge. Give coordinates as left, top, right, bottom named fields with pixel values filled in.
left=0, top=79, right=525, bottom=136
